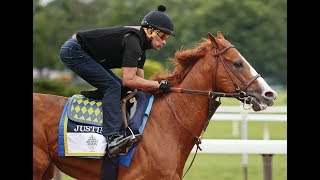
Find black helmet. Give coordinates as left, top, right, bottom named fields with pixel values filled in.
left=141, top=5, right=175, bottom=36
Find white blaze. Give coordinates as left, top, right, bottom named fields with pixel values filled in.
left=238, top=53, right=276, bottom=98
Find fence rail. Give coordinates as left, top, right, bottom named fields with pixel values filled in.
left=190, top=105, right=287, bottom=180
left=212, top=106, right=287, bottom=122
left=212, top=105, right=287, bottom=139
left=191, top=139, right=287, bottom=154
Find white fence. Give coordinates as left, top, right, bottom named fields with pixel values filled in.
left=190, top=105, right=287, bottom=180
left=191, top=139, right=287, bottom=154
left=213, top=105, right=287, bottom=139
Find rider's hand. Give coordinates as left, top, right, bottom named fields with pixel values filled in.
left=158, top=80, right=172, bottom=93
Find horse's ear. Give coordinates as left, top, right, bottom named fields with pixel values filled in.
left=208, top=32, right=219, bottom=49
left=217, top=31, right=225, bottom=39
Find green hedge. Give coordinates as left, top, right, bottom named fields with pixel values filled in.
left=33, top=79, right=93, bottom=97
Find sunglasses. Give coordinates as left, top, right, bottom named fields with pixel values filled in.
left=154, top=30, right=169, bottom=40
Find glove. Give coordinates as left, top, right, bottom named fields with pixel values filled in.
left=158, top=80, right=172, bottom=93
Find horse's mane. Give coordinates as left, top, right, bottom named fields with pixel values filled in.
left=152, top=38, right=212, bottom=85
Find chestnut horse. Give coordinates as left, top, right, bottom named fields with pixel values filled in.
left=33, top=32, right=277, bottom=180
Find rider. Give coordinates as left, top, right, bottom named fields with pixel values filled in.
left=59, top=5, right=174, bottom=157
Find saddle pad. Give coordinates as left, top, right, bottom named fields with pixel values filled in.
left=67, top=94, right=103, bottom=126
left=58, top=91, right=153, bottom=167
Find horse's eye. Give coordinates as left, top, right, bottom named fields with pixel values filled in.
left=233, top=61, right=243, bottom=68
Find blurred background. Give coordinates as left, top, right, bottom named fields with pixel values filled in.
left=33, top=0, right=286, bottom=94
left=33, top=0, right=287, bottom=179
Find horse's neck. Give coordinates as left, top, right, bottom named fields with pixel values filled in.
left=149, top=58, right=215, bottom=175
left=171, top=55, right=215, bottom=137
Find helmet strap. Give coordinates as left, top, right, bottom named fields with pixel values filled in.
left=143, top=28, right=157, bottom=40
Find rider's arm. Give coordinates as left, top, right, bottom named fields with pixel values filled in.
left=121, top=33, right=160, bottom=92
left=136, top=68, right=144, bottom=78
left=122, top=67, right=159, bottom=92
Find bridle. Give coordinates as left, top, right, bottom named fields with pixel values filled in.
left=213, top=45, right=261, bottom=94
left=170, top=44, right=260, bottom=100
left=162, top=44, right=261, bottom=179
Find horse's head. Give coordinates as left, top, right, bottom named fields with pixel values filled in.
left=208, top=32, right=277, bottom=111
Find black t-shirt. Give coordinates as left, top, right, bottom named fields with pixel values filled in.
left=122, top=33, right=146, bottom=69
left=76, top=26, right=147, bottom=69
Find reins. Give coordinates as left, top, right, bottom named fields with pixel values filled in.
left=169, top=87, right=252, bottom=99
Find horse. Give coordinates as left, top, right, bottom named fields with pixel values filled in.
left=33, top=31, right=277, bottom=180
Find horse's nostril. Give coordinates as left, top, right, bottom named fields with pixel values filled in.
left=265, top=91, right=276, bottom=99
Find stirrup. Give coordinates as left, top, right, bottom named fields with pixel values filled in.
left=108, top=127, right=142, bottom=157
left=118, top=134, right=142, bottom=156
left=107, top=137, right=131, bottom=158
left=107, top=128, right=142, bottom=157
left=118, top=127, right=142, bottom=156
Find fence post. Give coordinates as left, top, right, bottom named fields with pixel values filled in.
left=232, top=121, right=239, bottom=137
left=263, top=122, right=269, bottom=140
left=240, top=103, right=248, bottom=180
left=262, top=154, right=273, bottom=180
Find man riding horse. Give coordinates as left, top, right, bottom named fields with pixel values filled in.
left=59, top=4, right=174, bottom=179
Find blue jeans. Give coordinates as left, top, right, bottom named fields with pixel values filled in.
left=59, top=38, right=123, bottom=136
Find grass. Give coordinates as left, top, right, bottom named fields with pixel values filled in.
left=204, top=122, right=287, bottom=140
left=183, top=154, right=287, bottom=180
left=182, top=121, right=287, bottom=180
